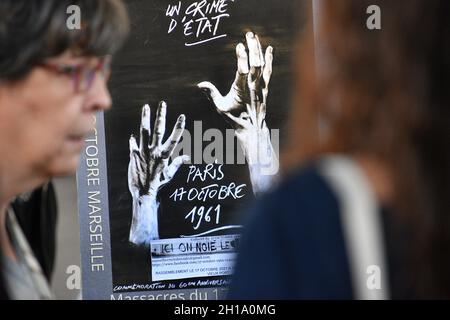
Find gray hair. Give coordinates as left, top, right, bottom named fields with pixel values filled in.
left=0, top=0, right=129, bottom=81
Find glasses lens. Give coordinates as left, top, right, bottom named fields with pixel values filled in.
left=74, top=57, right=112, bottom=92
left=101, top=57, right=112, bottom=81
left=77, top=68, right=96, bottom=92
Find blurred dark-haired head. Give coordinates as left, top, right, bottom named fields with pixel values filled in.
left=285, top=0, right=450, bottom=297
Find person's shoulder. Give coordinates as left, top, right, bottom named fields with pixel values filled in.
left=279, top=162, right=331, bottom=197
left=233, top=161, right=352, bottom=299
left=237, top=161, right=342, bottom=245
left=254, top=161, right=339, bottom=218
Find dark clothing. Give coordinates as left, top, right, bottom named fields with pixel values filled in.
left=0, top=182, right=58, bottom=300
left=228, top=164, right=412, bottom=299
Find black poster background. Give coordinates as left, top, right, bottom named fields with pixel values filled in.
left=105, top=0, right=305, bottom=292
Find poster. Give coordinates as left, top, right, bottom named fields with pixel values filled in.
left=77, top=0, right=305, bottom=300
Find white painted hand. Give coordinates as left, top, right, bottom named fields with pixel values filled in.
left=198, top=32, right=278, bottom=195
left=128, top=102, right=190, bottom=244
left=198, top=31, right=273, bottom=134
left=128, top=102, right=190, bottom=198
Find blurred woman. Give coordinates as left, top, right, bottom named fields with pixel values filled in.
left=229, top=0, right=450, bottom=299
left=0, top=0, right=129, bottom=299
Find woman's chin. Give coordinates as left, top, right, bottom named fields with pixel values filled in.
left=66, top=136, right=85, bottom=152
left=47, top=153, right=82, bottom=177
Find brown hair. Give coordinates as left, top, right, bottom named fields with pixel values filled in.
left=284, top=0, right=450, bottom=297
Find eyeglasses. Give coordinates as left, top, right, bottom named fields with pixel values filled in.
left=37, top=56, right=112, bottom=93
